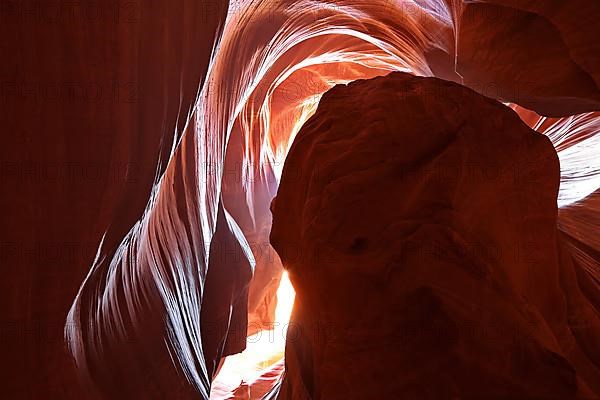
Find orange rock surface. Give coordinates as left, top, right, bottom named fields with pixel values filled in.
left=271, top=72, right=600, bottom=399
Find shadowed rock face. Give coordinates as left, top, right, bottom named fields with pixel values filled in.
left=270, top=72, right=600, bottom=399
left=5, top=1, right=600, bottom=397
left=1, top=2, right=231, bottom=397
left=432, top=1, right=600, bottom=117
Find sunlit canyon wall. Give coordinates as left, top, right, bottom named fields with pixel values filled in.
left=2, top=0, right=600, bottom=399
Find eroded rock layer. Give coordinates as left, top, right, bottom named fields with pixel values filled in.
left=271, top=72, right=600, bottom=399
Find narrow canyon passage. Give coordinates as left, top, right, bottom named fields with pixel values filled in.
left=3, top=1, right=600, bottom=399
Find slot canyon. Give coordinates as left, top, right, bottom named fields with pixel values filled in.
left=2, top=1, right=600, bottom=399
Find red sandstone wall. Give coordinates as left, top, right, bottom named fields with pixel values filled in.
left=2, top=0, right=600, bottom=398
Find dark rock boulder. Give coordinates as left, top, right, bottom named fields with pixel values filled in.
left=270, top=72, right=600, bottom=399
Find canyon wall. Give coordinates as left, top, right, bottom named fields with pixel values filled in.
left=2, top=0, right=600, bottom=398
left=271, top=72, right=600, bottom=399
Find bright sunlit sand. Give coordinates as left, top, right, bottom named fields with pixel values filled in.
left=210, top=271, right=295, bottom=396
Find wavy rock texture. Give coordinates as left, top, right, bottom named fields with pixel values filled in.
left=271, top=72, right=600, bottom=399
left=3, top=0, right=600, bottom=399
left=1, top=1, right=230, bottom=397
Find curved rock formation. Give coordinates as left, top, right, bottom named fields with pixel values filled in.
left=4, top=0, right=600, bottom=398
left=1, top=1, right=230, bottom=397
left=271, top=72, right=600, bottom=399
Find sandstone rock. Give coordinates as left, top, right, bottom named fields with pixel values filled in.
left=270, top=72, right=600, bottom=399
